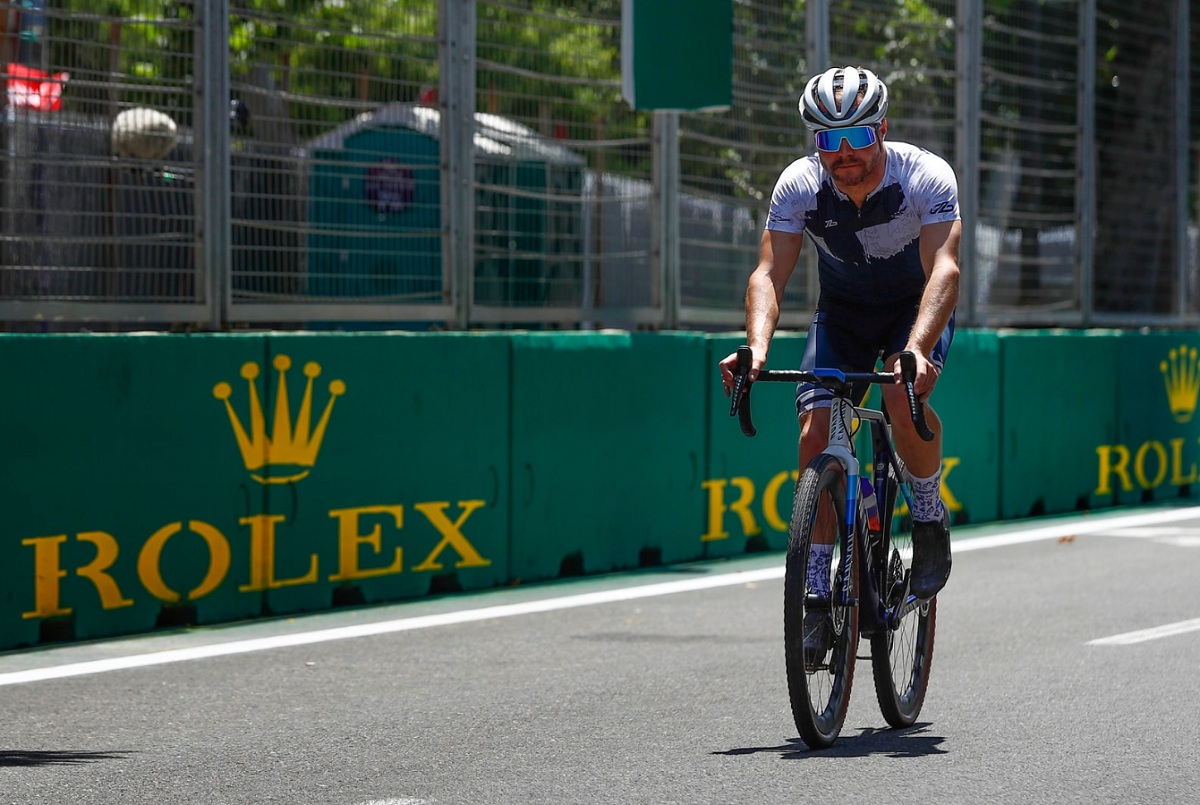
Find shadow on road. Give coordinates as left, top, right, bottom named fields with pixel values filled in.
left=715, top=723, right=947, bottom=759
left=0, top=750, right=133, bottom=767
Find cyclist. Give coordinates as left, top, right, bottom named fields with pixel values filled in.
left=719, top=66, right=960, bottom=630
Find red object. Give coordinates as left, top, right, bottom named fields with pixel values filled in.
left=5, top=62, right=69, bottom=111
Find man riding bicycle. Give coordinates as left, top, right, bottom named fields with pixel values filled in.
left=719, top=65, right=961, bottom=609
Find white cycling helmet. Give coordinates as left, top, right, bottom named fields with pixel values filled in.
left=799, top=66, right=889, bottom=130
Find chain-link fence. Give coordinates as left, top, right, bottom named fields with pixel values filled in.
left=676, top=2, right=811, bottom=330
left=0, top=0, right=205, bottom=323
left=0, top=0, right=1196, bottom=330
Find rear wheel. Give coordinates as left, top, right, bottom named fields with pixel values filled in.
left=870, top=501, right=937, bottom=727
left=784, top=453, right=859, bottom=749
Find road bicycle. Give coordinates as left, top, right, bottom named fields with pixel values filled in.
left=729, top=346, right=937, bottom=749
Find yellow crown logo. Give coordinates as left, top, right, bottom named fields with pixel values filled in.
left=213, top=355, right=346, bottom=484
left=1160, top=344, right=1200, bottom=424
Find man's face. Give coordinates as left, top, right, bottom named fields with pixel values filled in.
left=816, top=120, right=887, bottom=190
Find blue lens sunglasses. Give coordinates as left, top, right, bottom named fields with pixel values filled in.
left=814, top=125, right=879, bottom=152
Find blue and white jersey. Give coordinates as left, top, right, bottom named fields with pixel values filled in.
left=765, top=141, right=959, bottom=305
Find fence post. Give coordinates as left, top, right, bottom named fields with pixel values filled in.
left=1174, top=0, right=1190, bottom=318
left=653, top=110, right=680, bottom=329
left=196, top=0, right=231, bottom=330
left=805, top=0, right=829, bottom=307
left=956, top=0, right=980, bottom=326
left=440, top=0, right=476, bottom=330
left=1077, top=0, right=1097, bottom=325
left=806, top=0, right=829, bottom=73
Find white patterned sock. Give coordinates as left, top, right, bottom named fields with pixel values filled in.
left=909, top=470, right=945, bottom=523
left=807, top=543, right=834, bottom=597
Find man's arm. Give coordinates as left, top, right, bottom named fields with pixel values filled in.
left=720, top=228, right=803, bottom=392
left=903, top=219, right=962, bottom=396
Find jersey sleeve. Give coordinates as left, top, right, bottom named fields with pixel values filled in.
left=765, top=158, right=814, bottom=235
left=917, top=153, right=961, bottom=225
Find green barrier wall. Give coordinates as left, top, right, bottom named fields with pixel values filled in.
left=936, top=329, right=1002, bottom=525
left=1000, top=330, right=1122, bottom=518
left=252, top=332, right=514, bottom=612
left=509, top=332, right=708, bottom=580
left=1113, top=332, right=1200, bottom=506
left=2, top=329, right=1196, bottom=652
left=1, top=335, right=264, bottom=646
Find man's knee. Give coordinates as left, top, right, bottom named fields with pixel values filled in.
left=799, top=408, right=830, bottom=450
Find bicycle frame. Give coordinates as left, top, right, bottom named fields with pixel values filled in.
left=730, top=348, right=934, bottom=634
left=844, top=402, right=912, bottom=637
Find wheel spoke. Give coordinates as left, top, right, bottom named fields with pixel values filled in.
left=871, top=504, right=936, bottom=727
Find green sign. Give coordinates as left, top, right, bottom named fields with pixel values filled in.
left=621, top=0, right=733, bottom=111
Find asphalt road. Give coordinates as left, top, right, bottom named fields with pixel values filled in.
left=1, top=504, right=1198, bottom=805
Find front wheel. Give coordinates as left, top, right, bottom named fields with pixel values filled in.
left=870, top=519, right=937, bottom=727
left=784, top=453, right=859, bottom=749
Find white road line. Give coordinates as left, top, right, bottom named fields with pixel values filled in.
left=0, top=567, right=787, bottom=687
left=941, top=506, right=1200, bottom=553
left=1088, top=618, right=1200, bottom=646
left=2, top=505, right=1198, bottom=686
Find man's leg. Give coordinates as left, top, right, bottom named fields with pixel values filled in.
left=881, top=385, right=951, bottom=598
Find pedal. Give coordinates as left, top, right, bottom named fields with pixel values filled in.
left=890, top=568, right=910, bottom=604
left=886, top=570, right=914, bottom=630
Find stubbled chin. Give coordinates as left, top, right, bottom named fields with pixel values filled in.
left=833, top=167, right=867, bottom=185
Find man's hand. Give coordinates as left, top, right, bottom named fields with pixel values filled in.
left=719, top=347, right=767, bottom=397
left=888, top=349, right=940, bottom=402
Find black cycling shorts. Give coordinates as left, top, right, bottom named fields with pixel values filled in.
left=796, top=294, right=955, bottom=415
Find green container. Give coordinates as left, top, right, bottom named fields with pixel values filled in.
left=307, top=118, right=442, bottom=300
left=305, top=105, right=586, bottom=310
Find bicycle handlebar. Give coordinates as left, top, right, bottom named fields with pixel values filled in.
left=730, top=345, right=935, bottom=442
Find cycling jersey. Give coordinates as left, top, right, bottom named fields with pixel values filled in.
left=765, top=141, right=960, bottom=305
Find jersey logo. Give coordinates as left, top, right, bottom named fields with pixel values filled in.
left=929, top=200, right=957, bottom=216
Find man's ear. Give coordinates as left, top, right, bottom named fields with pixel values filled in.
left=878, top=119, right=888, bottom=140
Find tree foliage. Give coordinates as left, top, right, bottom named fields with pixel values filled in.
left=42, top=0, right=960, bottom=195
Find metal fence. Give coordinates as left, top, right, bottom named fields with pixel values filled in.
left=0, top=0, right=1196, bottom=331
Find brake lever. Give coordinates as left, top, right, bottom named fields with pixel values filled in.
left=730, top=345, right=757, bottom=437
left=898, top=350, right=935, bottom=442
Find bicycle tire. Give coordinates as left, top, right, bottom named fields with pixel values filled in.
left=870, top=502, right=937, bottom=728
left=784, top=453, right=859, bottom=749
